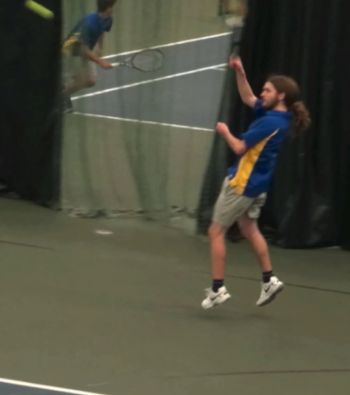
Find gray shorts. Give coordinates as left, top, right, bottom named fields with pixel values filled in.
left=63, top=56, right=97, bottom=82
left=212, top=177, right=267, bottom=228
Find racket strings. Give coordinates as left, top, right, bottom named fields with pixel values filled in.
left=131, top=50, right=163, bottom=72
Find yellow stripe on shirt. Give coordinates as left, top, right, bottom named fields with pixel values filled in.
left=229, top=129, right=279, bottom=194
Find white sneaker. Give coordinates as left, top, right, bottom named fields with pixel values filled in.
left=256, top=276, right=284, bottom=307
left=202, top=286, right=231, bottom=309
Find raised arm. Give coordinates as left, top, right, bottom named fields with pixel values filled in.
left=229, top=56, right=257, bottom=108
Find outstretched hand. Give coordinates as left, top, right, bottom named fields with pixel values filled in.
left=216, top=122, right=230, bottom=137
left=99, top=60, right=113, bottom=69
left=229, top=56, right=245, bottom=74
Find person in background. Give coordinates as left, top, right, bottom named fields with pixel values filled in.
left=62, top=0, right=118, bottom=113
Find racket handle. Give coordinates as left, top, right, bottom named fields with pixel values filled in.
left=231, top=45, right=240, bottom=58
left=111, top=62, right=120, bottom=67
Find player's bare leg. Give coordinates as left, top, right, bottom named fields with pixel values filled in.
left=63, top=69, right=96, bottom=97
left=201, top=223, right=231, bottom=309
left=62, top=69, right=96, bottom=113
left=238, top=214, right=284, bottom=306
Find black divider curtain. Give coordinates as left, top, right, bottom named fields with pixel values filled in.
left=0, top=0, right=62, bottom=207
left=198, top=0, right=350, bottom=251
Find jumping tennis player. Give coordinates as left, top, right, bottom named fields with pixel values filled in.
left=202, top=56, right=311, bottom=309
left=62, top=0, right=118, bottom=112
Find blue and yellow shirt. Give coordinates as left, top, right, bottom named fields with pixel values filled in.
left=228, top=99, right=292, bottom=197
left=62, top=13, right=113, bottom=55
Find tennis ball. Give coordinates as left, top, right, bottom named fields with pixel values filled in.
left=25, top=1, right=54, bottom=19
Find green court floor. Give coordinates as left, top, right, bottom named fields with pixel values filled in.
left=0, top=198, right=349, bottom=395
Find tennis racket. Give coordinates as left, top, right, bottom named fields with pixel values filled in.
left=111, top=49, right=164, bottom=72
left=230, top=21, right=243, bottom=58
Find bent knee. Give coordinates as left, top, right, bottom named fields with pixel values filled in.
left=86, top=77, right=96, bottom=88
left=208, top=222, right=226, bottom=240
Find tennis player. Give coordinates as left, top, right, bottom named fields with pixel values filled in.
left=62, top=0, right=118, bottom=112
left=202, top=56, right=311, bottom=309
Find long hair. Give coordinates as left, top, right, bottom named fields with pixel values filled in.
left=267, top=75, right=311, bottom=134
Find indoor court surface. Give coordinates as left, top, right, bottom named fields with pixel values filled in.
left=7, top=1, right=349, bottom=394
left=0, top=198, right=350, bottom=395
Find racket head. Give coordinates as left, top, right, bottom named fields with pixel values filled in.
left=130, top=49, right=164, bottom=72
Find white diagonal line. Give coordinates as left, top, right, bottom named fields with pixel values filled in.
left=72, top=63, right=227, bottom=100
left=71, top=112, right=215, bottom=133
left=102, top=32, right=232, bottom=60
left=0, top=378, right=107, bottom=395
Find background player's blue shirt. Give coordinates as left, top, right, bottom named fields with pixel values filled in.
left=67, top=13, right=113, bottom=50
left=227, top=99, right=292, bottom=197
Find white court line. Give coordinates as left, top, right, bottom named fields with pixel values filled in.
left=102, top=32, right=232, bottom=60
left=72, top=112, right=215, bottom=133
left=72, top=63, right=227, bottom=100
left=0, top=378, right=107, bottom=395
